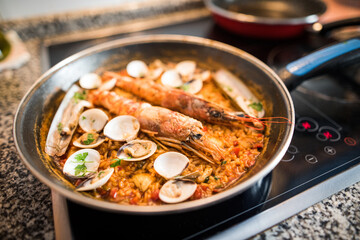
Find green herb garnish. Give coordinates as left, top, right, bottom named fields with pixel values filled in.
left=73, top=152, right=89, bottom=176
left=180, top=84, right=190, bottom=92
left=204, top=176, right=209, bottom=183
left=57, top=123, right=63, bottom=133
left=225, top=85, right=233, bottom=92
left=82, top=116, right=86, bottom=120
left=221, top=160, right=227, bottom=166
left=82, top=133, right=94, bottom=145
left=214, top=176, right=219, bottom=180
left=98, top=171, right=105, bottom=178
left=110, top=158, right=122, bottom=168
left=248, top=102, right=263, bottom=112
left=73, top=90, right=86, bottom=103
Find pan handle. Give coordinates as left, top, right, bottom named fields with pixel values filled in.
left=278, top=38, right=360, bottom=91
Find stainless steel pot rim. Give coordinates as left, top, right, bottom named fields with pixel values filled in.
left=204, top=0, right=327, bottom=25
left=14, top=34, right=295, bottom=214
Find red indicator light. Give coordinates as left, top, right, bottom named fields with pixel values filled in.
left=302, top=122, right=311, bottom=129
left=323, top=131, right=333, bottom=139
left=344, top=137, right=356, bottom=146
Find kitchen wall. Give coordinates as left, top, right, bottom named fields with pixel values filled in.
left=0, top=0, right=148, bottom=20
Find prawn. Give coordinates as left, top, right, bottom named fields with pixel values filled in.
left=88, top=90, right=225, bottom=164
left=103, top=71, right=264, bottom=130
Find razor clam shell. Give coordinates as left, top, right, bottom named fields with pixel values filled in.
left=214, top=69, right=265, bottom=118
left=45, top=85, right=92, bottom=157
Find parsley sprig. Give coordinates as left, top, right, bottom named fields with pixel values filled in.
left=82, top=133, right=95, bottom=145
left=248, top=102, right=263, bottom=112
left=72, top=152, right=93, bottom=177
left=110, top=158, right=122, bottom=168
left=73, top=90, right=86, bottom=103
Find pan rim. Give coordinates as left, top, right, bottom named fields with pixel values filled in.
left=13, top=34, right=295, bottom=214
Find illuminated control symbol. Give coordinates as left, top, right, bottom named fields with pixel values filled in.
left=324, top=146, right=336, bottom=156
left=282, top=145, right=299, bottom=162
left=295, top=117, right=319, bottom=132
left=305, top=154, right=318, bottom=164
left=344, top=137, right=356, bottom=146
left=316, top=126, right=341, bottom=142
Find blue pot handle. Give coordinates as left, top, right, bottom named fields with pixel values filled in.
left=278, top=38, right=360, bottom=91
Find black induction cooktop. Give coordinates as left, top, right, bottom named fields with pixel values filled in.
left=46, top=16, right=360, bottom=240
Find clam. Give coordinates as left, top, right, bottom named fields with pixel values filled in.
left=79, top=108, right=109, bottom=133
left=63, top=149, right=101, bottom=178
left=214, top=69, right=265, bottom=118
left=181, top=78, right=203, bottom=94
left=159, top=180, right=197, bottom=204
left=117, top=140, right=157, bottom=161
left=79, top=73, right=102, bottom=89
left=161, top=70, right=183, bottom=88
left=103, top=115, right=140, bottom=141
left=73, top=132, right=105, bottom=149
left=126, top=60, right=148, bottom=78
left=175, top=60, right=196, bottom=80
left=98, top=77, right=117, bottom=91
left=154, top=152, right=189, bottom=179
left=45, top=85, right=93, bottom=157
left=77, top=168, right=114, bottom=191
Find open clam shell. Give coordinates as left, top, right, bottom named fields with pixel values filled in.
left=79, top=108, right=109, bottom=133
left=161, top=69, right=183, bottom=88
left=175, top=60, right=196, bottom=80
left=79, top=73, right=102, bottom=89
left=103, top=115, right=140, bottom=141
left=73, top=132, right=105, bottom=149
left=117, top=140, right=157, bottom=161
left=63, top=149, right=101, bottom=178
left=77, top=168, right=114, bottom=191
left=159, top=180, right=197, bottom=204
left=154, top=152, right=189, bottom=179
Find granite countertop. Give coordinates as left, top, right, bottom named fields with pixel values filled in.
left=0, top=1, right=359, bottom=239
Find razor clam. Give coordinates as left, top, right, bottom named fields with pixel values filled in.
left=63, top=149, right=100, bottom=179
left=103, top=115, right=140, bottom=141
left=77, top=168, right=114, bottom=191
left=79, top=108, right=108, bottom=133
left=117, top=140, right=157, bottom=161
left=154, top=152, right=189, bottom=179
left=159, top=180, right=197, bottom=204
left=214, top=69, right=265, bottom=118
left=45, top=85, right=92, bottom=157
left=73, top=132, right=105, bottom=149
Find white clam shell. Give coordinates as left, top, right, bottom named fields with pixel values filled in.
left=73, top=133, right=105, bottom=149
left=161, top=70, right=183, bottom=88
left=181, top=78, right=203, bottom=94
left=154, top=152, right=189, bottom=179
left=79, top=73, right=102, bottom=89
left=117, top=140, right=157, bottom=161
left=126, top=60, right=148, bottom=78
left=159, top=180, right=197, bottom=204
left=103, top=115, right=140, bottom=141
left=175, top=60, right=196, bottom=77
left=63, top=149, right=101, bottom=178
left=77, top=168, right=114, bottom=191
left=79, top=109, right=109, bottom=133
left=98, top=78, right=117, bottom=91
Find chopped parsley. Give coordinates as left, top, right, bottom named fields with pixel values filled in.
left=82, top=116, right=86, bottom=120
left=214, top=176, right=219, bottom=180
left=110, top=158, right=122, bottom=168
left=57, top=123, right=63, bottom=133
left=225, top=85, right=233, bottom=92
left=73, top=152, right=89, bottom=177
left=180, top=84, right=190, bottom=92
left=204, top=176, right=209, bottom=183
left=248, top=102, right=263, bottom=112
left=98, top=171, right=105, bottom=178
left=82, top=133, right=94, bottom=145
left=73, top=90, right=86, bottom=103
left=221, top=160, right=227, bottom=166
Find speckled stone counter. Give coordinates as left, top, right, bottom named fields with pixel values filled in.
left=0, top=1, right=359, bottom=239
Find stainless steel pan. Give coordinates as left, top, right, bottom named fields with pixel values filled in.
left=13, top=35, right=359, bottom=214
